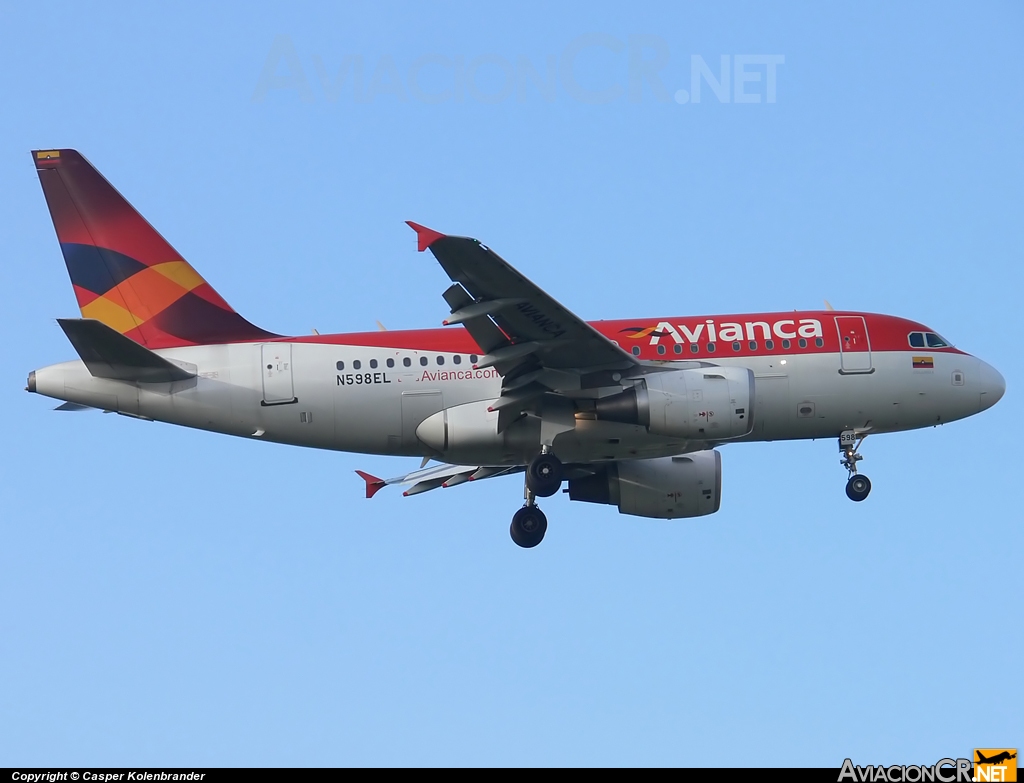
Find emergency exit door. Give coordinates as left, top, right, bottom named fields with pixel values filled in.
left=835, top=316, right=873, bottom=374
left=261, top=344, right=296, bottom=404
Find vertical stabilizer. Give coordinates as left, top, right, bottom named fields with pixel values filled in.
left=32, top=149, right=276, bottom=348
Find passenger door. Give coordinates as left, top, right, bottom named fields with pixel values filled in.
left=835, top=316, right=873, bottom=374
left=261, top=344, right=296, bottom=404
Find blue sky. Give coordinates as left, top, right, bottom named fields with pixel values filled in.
left=1, top=0, right=1020, bottom=767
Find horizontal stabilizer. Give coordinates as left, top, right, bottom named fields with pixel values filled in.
left=58, top=318, right=196, bottom=382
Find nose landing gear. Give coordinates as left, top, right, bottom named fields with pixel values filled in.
left=840, top=431, right=871, bottom=502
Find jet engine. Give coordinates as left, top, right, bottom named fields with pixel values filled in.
left=567, top=450, right=721, bottom=519
left=596, top=366, right=754, bottom=441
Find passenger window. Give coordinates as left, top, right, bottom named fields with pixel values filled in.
left=470, top=354, right=479, bottom=363
left=765, top=339, right=774, bottom=350
left=370, top=359, right=378, bottom=369
left=798, top=338, right=807, bottom=348
left=909, top=332, right=925, bottom=348
left=690, top=344, right=699, bottom=354
left=657, top=344, right=666, bottom=355
left=632, top=346, right=641, bottom=356
left=707, top=343, right=716, bottom=353
left=403, top=357, right=411, bottom=367
left=386, top=358, right=394, bottom=368
left=453, top=355, right=462, bottom=365
left=926, top=333, right=949, bottom=348
left=674, top=344, right=682, bottom=354
left=420, top=356, right=428, bottom=366
left=437, top=356, right=445, bottom=365
left=748, top=341, right=757, bottom=351
left=732, top=341, right=741, bottom=352
left=336, top=361, right=345, bottom=371
left=815, top=338, right=824, bottom=348
left=782, top=339, right=791, bottom=349
left=353, top=359, right=362, bottom=370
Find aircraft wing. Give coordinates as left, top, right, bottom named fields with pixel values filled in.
left=356, top=463, right=523, bottom=498
left=408, top=222, right=638, bottom=378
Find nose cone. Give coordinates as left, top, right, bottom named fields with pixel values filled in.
left=978, top=360, right=1005, bottom=411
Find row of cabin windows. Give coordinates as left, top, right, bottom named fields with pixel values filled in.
left=632, top=337, right=825, bottom=356
left=336, top=354, right=480, bottom=371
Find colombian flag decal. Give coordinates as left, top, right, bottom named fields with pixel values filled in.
left=913, top=356, right=934, bottom=369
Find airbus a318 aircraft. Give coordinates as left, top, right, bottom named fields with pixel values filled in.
left=25, top=150, right=1005, bottom=547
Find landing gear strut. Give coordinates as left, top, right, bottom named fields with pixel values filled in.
left=510, top=450, right=562, bottom=547
left=840, top=431, right=871, bottom=502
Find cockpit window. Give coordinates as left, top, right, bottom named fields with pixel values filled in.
left=909, top=331, right=952, bottom=349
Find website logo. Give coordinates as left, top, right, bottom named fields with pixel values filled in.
left=974, top=750, right=1017, bottom=782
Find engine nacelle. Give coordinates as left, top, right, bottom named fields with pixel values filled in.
left=597, top=367, right=754, bottom=441
left=416, top=399, right=500, bottom=453
left=567, top=451, right=722, bottom=519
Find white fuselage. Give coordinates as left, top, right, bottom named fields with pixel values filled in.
left=30, top=341, right=998, bottom=465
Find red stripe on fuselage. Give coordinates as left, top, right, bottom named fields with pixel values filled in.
left=280, top=312, right=967, bottom=358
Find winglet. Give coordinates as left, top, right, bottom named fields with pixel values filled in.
left=406, top=221, right=445, bottom=252
left=355, top=470, right=386, bottom=499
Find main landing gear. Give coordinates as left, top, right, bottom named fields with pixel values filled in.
left=840, top=431, right=871, bottom=502
left=526, top=450, right=563, bottom=497
left=510, top=503, right=547, bottom=548
left=510, top=450, right=564, bottom=548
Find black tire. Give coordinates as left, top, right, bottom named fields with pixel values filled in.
left=510, top=506, right=548, bottom=548
left=846, top=474, right=871, bottom=502
left=526, top=453, right=563, bottom=498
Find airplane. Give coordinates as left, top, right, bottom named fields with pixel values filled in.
left=25, top=149, right=1006, bottom=548
left=976, top=752, right=1017, bottom=765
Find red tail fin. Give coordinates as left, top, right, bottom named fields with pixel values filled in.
left=32, top=149, right=276, bottom=348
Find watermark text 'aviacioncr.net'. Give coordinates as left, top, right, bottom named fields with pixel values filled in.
left=252, top=33, right=784, bottom=106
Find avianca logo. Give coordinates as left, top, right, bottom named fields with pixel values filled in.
left=622, top=318, right=824, bottom=345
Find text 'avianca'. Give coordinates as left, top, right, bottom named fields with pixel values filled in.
left=625, top=318, right=825, bottom=345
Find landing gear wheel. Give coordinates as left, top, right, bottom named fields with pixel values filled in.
left=846, top=474, right=872, bottom=502
left=510, top=505, right=548, bottom=548
left=526, top=452, right=563, bottom=498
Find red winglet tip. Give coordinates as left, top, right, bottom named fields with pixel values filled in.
left=355, top=470, right=386, bottom=499
left=406, top=221, right=445, bottom=252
